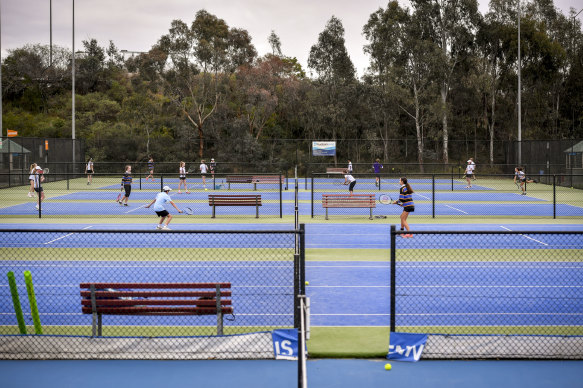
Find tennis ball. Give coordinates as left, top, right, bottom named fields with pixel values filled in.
left=384, top=363, right=392, bottom=371
left=305, top=281, right=309, bottom=286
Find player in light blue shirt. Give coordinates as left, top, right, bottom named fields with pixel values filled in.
left=145, top=186, right=182, bottom=230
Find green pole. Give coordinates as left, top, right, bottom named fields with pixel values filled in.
left=24, top=271, right=42, bottom=334
left=7, top=272, right=27, bottom=334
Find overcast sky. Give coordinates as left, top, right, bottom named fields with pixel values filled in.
left=1, top=0, right=580, bottom=77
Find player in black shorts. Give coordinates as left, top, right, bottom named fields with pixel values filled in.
left=398, top=177, right=415, bottom=238
left=119, top=165, right=132, bottom=206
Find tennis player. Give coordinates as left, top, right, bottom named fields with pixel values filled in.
left=145, top=185, right=182, bottom=230
left=373, top=159, right=383, bottom=186
left=33, top=166, right=45, bottom=210
left=398, top=177, right=415, bottom=238
left=514, top=167, right=527, bottom=195
left=85, top=158, right=94, bottom=185
left=200, top=159, right=208, bottom=190
left=344, top=159, right=353, bottom=184
left=27, top=163, right=37, bottom=197
left=344, top=170, right=356, bottom=196
left=145, top=156, right=155, bottom=182
left=465, top=160, right=474, bottom=188
left=119, top=165, right=132, bottom=206
left=178, top=161, right=190, bottom=194
left=210, top=158, right=216, bottom=179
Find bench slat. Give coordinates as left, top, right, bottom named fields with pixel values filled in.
left=80, top=291, right=231, bottom=298
left=322, top=194, right=376, bottom=220
left=80, top=282, right=231, bottom=289
left=82, top=306, right=234, bottom=315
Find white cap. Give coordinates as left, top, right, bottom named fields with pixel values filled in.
left=163, top=186, right=172, bottom=192
left=36, top=166, right=42, bottom=170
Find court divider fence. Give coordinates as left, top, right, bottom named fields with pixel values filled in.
left=0, top=172, right=287, bottom=219
left=389, top=226, right=583, bottom=359
left=310, top=173, right=583, bottom=219
left=0, top=227, right=307, bottom=362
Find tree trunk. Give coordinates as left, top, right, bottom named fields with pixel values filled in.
left=441, top=84, right=449, bottom=164
left=414, top=84, right=424, bottom=173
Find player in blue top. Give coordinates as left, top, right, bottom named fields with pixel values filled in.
left=119, top=165, right=132, bottom=206
left=398, top=177, right=415, bottom=238
left=145, top=186, right=183, bottom=230
left=373, top=159, right=383, bottom=187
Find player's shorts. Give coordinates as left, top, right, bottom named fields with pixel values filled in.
left=200, top=173, right=207, bottom=177
left=403, top=205, right=415, bottom=213
left=124, top=185, right=132, bottom=197
left=34, top=187, right=43, bottom=193
left=520, top=178, right=526, bottom=182
left=155, top=210, right=169, bottom=217
left=466, top=173, right=473, bottom=178
left=348, top=181, right=356, bottom=191
left=179, top=176, right=186, bottom=180
left=86, top=170, right=93, bottom=174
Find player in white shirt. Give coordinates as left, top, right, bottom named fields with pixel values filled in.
left=465, top=160, right=475, bottom=188
left=344, top=170, right=356, bottom=196
left=514, top=167, right=527, bottom=195
left=200, top=160, right=209, bottom=190
left=178, top=161, right=190, bottom=194
left=27, top=163, right=37, bottom=197
left=345, top=159, right=353, bottom=184
left=85, top=158, right=94, bottom=185
left=145, top=186, right=182, bottom=230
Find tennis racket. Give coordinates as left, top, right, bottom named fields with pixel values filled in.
left=43, top=168, right=49, bottom=174
left=183, top=207, right=194, bottom=215
left=514, top=179, right=521, bottom=190
left=116, top=187, right=123, bottom=202
left=188, top=166, right=196, bottom=173
left=379, top=194, right=399, bottom=205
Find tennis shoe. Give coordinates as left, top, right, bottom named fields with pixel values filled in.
left=156, top=225, right=163, bottom=230
left=35, top=204, right=39, bottom=210
left=162, top=225, right=171, bottom=230
left=27, top=192, right=33, bottom=197
left=118, top=201, right=123, bottom=205
left=404, top=234, right=414, bottom=238
left=124, top=203, right=129, bottom=206
left=186, top=191, right=190, bottom=194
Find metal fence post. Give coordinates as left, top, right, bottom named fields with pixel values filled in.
left=390, top=225, right=396, bottom=332
left=432, top=174, right=435, bottom=218
left=553, top=175, right=557, bottom=218
left=279, top=175, right=283, bottom=218
left=311, top=175, right=314, bottom=218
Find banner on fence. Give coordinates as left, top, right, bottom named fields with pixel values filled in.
left=312, top=141, right=336, bottom=156
left=272, top=329, right=299, bottom=360
left=387, top=332, right=427, bottom=362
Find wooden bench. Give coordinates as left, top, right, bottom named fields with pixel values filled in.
left=80, top=282, right=232, bottom=336
left=326, top=167, right=347, bottom=174
left=251, top=175, right=284, bottom=190
left=208, top=194, right=262, bottom=218
left=322, top=194, right=376, bottom=220
left=225, top=175, right=254, bottom=189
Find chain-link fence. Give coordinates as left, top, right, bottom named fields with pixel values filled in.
left=0, top=172, right=287, bottom=220
left=310, top=173, right=583, bottom=219
left=0, top=228, right=306, bottom=360
left=389, top=227, right=583, bottom=359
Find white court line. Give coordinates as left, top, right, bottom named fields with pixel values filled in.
left=444, top=204, right=469, bottom=214
left=44, top=226, right=93, bottom=245
left=500, top=226, right=549, bottom=246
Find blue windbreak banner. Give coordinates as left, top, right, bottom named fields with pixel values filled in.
left=387, top=332, right=427, bottom=362
left=272, top=329, right=298, bottom=360
left=312, top=141, right=336, bottom=156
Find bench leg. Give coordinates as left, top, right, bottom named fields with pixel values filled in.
left=369, top=208, right=373, bottom=220
left=90, top=285, right=97, bottom=337
left=325, top=208, right=329, bottom=220
left=212, top=205, right=216, bottom=218
left=98, top=314, right=102, bottom=337
left=216, top=285, right=223, bottom=336
left=256, top=202, right=259, bottom=218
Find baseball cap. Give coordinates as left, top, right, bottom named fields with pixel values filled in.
left=163, top=186, right=172, bottom=192
left=36, top=166, right=42, bottom=170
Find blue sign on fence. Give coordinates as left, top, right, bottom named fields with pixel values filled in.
left=272, top=329, right=298, bottom=360
left=387, top=332, right=427, bottom=362
left=312, top=141, right=336, bottom=156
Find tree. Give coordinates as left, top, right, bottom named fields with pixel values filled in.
left=268, top=31, right=283, bottom=56
left=410, top=0, right=481, bottom=164
left=160, top=10, right=257, bottom=157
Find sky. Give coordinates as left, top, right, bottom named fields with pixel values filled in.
left=1, top=0, right=581, bottom=77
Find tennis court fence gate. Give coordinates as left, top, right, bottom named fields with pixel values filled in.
left=389, top=226, right=583, bottom=359
left=0, top=227, right=307, bottom=362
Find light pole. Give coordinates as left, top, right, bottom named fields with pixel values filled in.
left=50, top=0, right=52, bottom=66
left=72, top=0, right=75, bottom=167
left=517, top=0, right=522, bottom=166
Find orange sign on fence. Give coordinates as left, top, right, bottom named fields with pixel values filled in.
left=7, top=130, right=18, bottom=137
left=45, top=140, right=49, bottom=150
